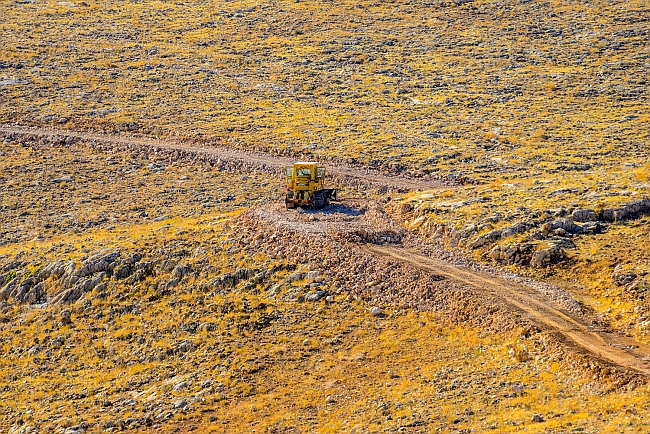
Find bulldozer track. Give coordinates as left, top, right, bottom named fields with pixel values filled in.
left=364, top=245, right=650, bottom=376
left=0, top=124, right=446, bottom=192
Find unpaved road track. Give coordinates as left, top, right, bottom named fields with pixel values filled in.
left=4, top=123, right=650, bottom=377
left=365, top=245, right=650, bottom=376
left=0, top=124, right=446, bottom=191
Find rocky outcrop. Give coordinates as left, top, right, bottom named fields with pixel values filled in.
left=530, top=245, right=567, bottom=268
left=0, top=249, right=158, bottom=305
left=210, top=268, right=254, bottom=293
left=602, top=198, right=650, bottom=222
left=572, top=208, right=597, bottom=222
left=488, top=243, right=535, bottom=266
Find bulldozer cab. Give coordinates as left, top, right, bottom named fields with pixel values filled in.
left=284, top=162, right=336, bottom=210
left=286, top=162, right=325, bottom=190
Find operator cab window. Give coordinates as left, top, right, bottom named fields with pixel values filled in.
left=317, top=168, right=325, bottom=179
left=286, top=167, right=294, bottom=177
left=297, top=168, right=312, bottom=177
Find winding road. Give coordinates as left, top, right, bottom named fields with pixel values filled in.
left=3, top=123, right=650, bottom=377
left=0, top=124, right=446, bottom=191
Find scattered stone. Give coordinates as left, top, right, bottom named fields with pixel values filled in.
left=532, top=414, right=545, bottom=422
left=60, top=309, right=72, bottom=325
left=173, top=381, right=188, bottom=392
left=369, top=306, right=383, bottom=316
left=50, top=336, right=65, bottom=348
left=52, top=175, right=73, bottom=183
left=612, top=266, right=637, bottom=285
left=305, top=270, right=321, bottom=282
left=304, top=290, right=328, bottom=302
left=197, top=322, right=216, bottom=332
left=174, top=399, right=188, bottom=409
left=177, top=341, right=194, bottom=352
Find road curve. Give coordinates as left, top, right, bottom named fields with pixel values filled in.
left=5, top=123, right=650, bottom=377
left=364, top=245, right=650, bottom=376
left=0, top=124, right=447, bottom=192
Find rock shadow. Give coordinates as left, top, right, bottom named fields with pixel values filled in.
left=302, top=203, right=366, bottom=216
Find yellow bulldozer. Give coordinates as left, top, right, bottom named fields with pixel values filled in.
left=285, top=162, right=338, bottom=210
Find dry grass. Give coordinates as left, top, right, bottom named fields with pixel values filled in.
left=1, top=0, right=650, bottom=431
left=0, top=0, right=647, bottom=184
left=1, top=140, right=649, bottom=432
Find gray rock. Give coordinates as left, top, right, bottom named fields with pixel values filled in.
left=581, top=221, right=601, bottom=234
left=487, top=243, right=534, bottom=265
left=171, top=263, right=190, bottom=279
left=52, top=175, right=73, bottom=183
left=174, top=399, right=188, bottom=409
left=50, top=336, right=65, bottom=348
left=305, top=270, right=321, bottom=282
left=572, top=208, right=597, bottom=222
left=27, top=344, right=42, bottom=356
left=369, top=306, right=383, bottom=316
left=0, top=277, right=19, bottom=301
left=532, top=414, right=544, bottom=423
left=612, top=267, right=636, bottom=285
left=197, top=322, right=216, bottom=332
left=550, top=238, right=576, bottom=249
left=550, top=218, right=583, bottom=234
left=165, top=278, right=180, bottom=289
left=304, top=290, right=328, bottom=302
left=60, top=309, right=72, bottom=325
left=52, top=272, right=105, bottom=304
left=252, top=271, right=267, bottom=284
left=553, top=227, right=567, bottom=237
left=235, top=268, right=253, bottom=279
left=177, top=341, right=194, bottom=352
left=468, top=229, right=502, bottom=249
left=530, top=246, right=566, bottom=267
left=500, top=222, right=530, bottom=238
left=286, top=272, right=305, bottom=283
left=173, top=381, right=188, bottom=392
left=113, top=264, right=133, bottom=280
left=35, top=260, right=66, bottom=280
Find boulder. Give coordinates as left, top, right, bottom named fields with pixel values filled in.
left=612, top=267, right=636, bottom=285
left=468, top=229, right=502, bottom=249
left=530, top=245, right=566, bottom=267
left=549, top=218, right=583, bottom=234
left=304, top=290, right=328, bottom=302
left=572, top=208, right=597, bottom=222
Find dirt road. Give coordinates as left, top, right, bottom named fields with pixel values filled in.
left=4, top=123, right=650, bottom=377
left=365, top=245, right=650, bottom=376
left=0, top=124, right=446, bottom=191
